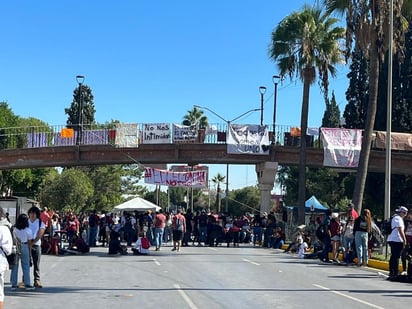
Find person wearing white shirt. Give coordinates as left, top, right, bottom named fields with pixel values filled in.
left=298, top=239, right=309, bottom=259
left=28, top=206, right=46, bottom=288
left=10, top=214, right=35, bottom=291
left=0, top=207, right=13, bottom=309
left=387, top=206, right=408, bottom=277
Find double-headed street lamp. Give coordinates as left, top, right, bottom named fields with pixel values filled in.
left=272, top=75, right=280, bottom=143
left=76, top=75, right=85, bottom=145
left=259, top=86, right=267, bottom=126
left=194, top=105, right=261, bottom=213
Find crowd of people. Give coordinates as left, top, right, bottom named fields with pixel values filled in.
left=1, top=201, right=411, bottom=308
left=290, top=203, right=412, bottom=282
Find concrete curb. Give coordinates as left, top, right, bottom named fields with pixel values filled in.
left=281, top=244, right=390, bottom=272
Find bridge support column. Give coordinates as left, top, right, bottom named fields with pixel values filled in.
left=255, top=161, right=278, bottom=214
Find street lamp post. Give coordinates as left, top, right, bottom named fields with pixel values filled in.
left=194, top=105, right=261, bottom=214
left=272, top=75, right=280, bottom=144
left=259, top=86, right=267, bottom=126
left=76, top=75, right=85, bottom=145
left=383, top=0, right=394, bottom=259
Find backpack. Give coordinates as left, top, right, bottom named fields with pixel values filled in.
left=141, top=237, right=150, bottom=250
left=382, top=215, right=397, bottom=235
left=0, top=224, right=21, bottom=269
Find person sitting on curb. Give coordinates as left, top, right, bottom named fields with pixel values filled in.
left=298, top=236, right=312, bottom=259
left=271, top=226, right=285, bottom=249
left=284, top=225, right=305, bottom=253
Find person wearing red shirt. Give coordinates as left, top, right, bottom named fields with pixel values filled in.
left=153, top=209, right=166, bottom=251
left=347, top=203, right=359, bottom=220
left=65, top=213, right=80, bottom=247
left=40, top=207, right=51, bottom=233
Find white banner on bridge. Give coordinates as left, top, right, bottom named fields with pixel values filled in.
left=144, top=167, right=207, bottom=188
left=141, top=123, right=170, bottom=144
left=115, top=123, right=138, bottom=147
left=172, top=124, right=197, bottom=142
left=227, top=124, right=270, bottom=155
left=320, top=128, right=362, bottom=167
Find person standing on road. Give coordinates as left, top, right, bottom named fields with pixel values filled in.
left=28, top=206, right=46, bottom=288
left=319, top=209, right=332, bottom=262
left=252, top=211, right=263, bottom=247
left=197, top=210, right=208, bottom=246
left=88, top=210, right=99, bottom=247
left=182, top=209, right=193, bottom=247
left=171, top=209, right=186, bottom=252
left=330, top=213, right=342, bottom=263
left=0, top=207, right=12, bottom=309
left=387, top=206, right=408, bottom=278
left=154, top=209, right=166, bottom=251
left=10, top=214, right=35, bottom=291
left=353, top=208, right=372, bottom=267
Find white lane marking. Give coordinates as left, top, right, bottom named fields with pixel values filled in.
left=153, top=259, right=161, bottom=266
left=242, top=258, right=260, bottom=266
left=313, top=284, right=384, bottom=309
left=207, top=247, right=217, bottom=251
left=174, top=284, right=199, bottom=309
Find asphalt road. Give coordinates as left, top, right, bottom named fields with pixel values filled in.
left=4, top=244, right=411, bottom=309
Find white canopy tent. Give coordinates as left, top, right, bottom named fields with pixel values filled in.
left=113, top=197, right=161, bottom=212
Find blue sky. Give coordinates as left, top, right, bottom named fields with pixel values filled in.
left=0, top=1, right=348, bottom=192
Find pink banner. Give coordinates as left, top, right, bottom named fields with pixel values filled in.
left=320, top=128, right=362, bottom=168
left=144, top=167, right=207, bottom=188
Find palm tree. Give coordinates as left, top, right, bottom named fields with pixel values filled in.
left=324, top=0, right=408, bottom=214
left=182, top=107, right=208, bottom=128
left=211, top=173, right=226, bottom=213
left=182, top=107, right=209, bottom=143
left=269, top=5, right=345, bottom=224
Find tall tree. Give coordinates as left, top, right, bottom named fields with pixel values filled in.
left=324, top=0, right=407, bottom=214
left=65, top=83, right=96, bottom=127
left=322, top=91, right=341, bottom=127
left=269, top=5, right=345, bottom=224
left=343, top=47, right=369, bottom=129
left=211, top=173, right=226, bottom=213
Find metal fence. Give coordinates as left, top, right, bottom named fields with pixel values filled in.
left=0, top=123, right=320, bottom=150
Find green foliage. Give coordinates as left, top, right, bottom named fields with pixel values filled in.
left=121, top=165, right=146, bottom=197
left=343, top=47, right=369, bottom=129
left=144, top=190, right=168, bottom=209
left=168, top=187, right=188, bottom=207
left=277, top=165, right=352, bottom=210
left=0, top=102, right=21, bottom=149
left=228, top=186, right=260, bottom=217
left=182, top=107, right=208, bottom=128
left=322, top=91, right=341, bottom=127
left=65, top=84, right=96, bottom=127
left=41, top=168, right=94, bottom=213
left=84, top=165, right=124, bottom=212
